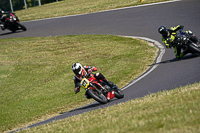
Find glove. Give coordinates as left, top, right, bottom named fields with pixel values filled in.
left=179, top=25, right=184, bottom=31
left=188, top=30, right=193, bottom=35
left=74, top=87, right=80, bottom=94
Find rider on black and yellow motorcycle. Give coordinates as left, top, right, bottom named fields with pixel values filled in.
left=158, top=25, right=198, bottom=59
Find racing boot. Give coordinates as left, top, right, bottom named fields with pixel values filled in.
left=95, top=73, right=120, bottom=90
left=181, top=48, right=190, bottom=57
left=177, top=47, right=190, bottom=59
left=106, top=80, right=120, bottom=90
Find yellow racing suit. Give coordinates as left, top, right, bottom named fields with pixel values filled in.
left=162, top=25, right=185, bottom=59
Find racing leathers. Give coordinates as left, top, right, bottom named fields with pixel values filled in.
left=162, top=25, right=198, bottom=59
left=0, top=10, right=9, bottom=30
left=73, top=65, right=116, bottom=98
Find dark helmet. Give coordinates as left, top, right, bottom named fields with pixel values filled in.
left=158, top=25, right=168, bottom=36
left=72, top=62, right=83, bottom=76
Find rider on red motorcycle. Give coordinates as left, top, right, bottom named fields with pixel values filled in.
left=72, top=62, right=118, bottom=98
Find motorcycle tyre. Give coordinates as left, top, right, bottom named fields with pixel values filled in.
left=0, top=26, right=5, bottom=30
left=87, top=89, right=108, bottom=104
left=189, top=43, right=200, bottom=53
left=114, top=89, right=124, bottom=99
left=18, top=23, right=27, bottom=31
left=11, top=29, right=16, bottom=33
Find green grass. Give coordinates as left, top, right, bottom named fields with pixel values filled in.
left=2, top=0, right=196, bottom=132
left=0, top=35, right=157, bottom=132
left=21, top=82, right=200, bottom=133
left=15, top=0, right=169, bottom=22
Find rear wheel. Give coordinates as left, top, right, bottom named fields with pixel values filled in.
left=87, top=89, right=108, bottom=104
left=11, top=29, right=16, bottom=32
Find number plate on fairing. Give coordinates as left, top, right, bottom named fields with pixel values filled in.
left=80, top=78, right=90, bottom=89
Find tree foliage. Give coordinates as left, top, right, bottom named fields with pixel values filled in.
left=0, top=0, right=61, bottom=12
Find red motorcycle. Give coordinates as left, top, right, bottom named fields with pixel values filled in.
left=80, top=73, right=124, bottom=104
left=1, top=12, right=26, bottom=32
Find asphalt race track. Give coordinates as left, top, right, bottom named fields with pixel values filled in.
left=2, top=0, right=200, bottom=131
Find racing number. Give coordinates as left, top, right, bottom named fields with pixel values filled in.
left=81, top=78, right=89, bottom=88
left=82, top=80, right=87, bottom=87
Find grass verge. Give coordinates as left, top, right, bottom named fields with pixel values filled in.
left=0, top=35, right=157, bottom=132
left=21, top=82, right=200, bottom=133
left=15, top=0, right=169, bottom=22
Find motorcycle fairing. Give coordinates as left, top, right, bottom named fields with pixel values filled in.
left=107, top=91, right=115, bottom=100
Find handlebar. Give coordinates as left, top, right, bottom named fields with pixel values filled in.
left=176, top=31, right=189, bottom=46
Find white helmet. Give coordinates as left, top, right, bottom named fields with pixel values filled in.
left=72, top=63, right=83, bottom=76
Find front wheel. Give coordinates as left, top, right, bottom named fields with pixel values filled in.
left=188, top=42, right=200, bottom=53
left=87, top=89, right=108, bottom=104
left=114, top=89, right=124, bottom=99
left=17, top=23, right=27, bottom=31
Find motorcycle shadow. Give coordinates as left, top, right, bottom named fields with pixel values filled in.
left=59, top=103, right=101, bottom=115
left=60, top=98, right=119, bottom=114
left=0, top=30, right=25, bottom=36
left=149, top=54, right=200, bottom=66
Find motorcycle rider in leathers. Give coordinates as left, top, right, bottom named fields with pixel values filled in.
left=0, top=9, right=9, bottom=30
left=72, top=62, right=119, bottom=98
left=158, top=25, right=198, bottom=59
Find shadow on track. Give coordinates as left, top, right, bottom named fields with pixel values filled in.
left=149, top=54, right=200, bottom=66
left=60, top=102, right=101, bottom=114
left=0, top=30, right=25, bottom=36
left=60, top=98, right=119, bottom=115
